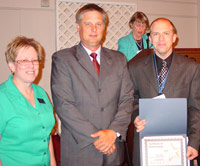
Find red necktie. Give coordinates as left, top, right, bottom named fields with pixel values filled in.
left=90, top=53, right=100, bottom=76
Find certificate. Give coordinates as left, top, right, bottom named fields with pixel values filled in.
left=139, top=98, right=187, bottom=138
left=141, top=135, right=189, bottom=166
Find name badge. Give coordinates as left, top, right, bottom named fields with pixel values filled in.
left=37, top=98, right=45, bottom=104
left=153, top=94, right=166, bottom=99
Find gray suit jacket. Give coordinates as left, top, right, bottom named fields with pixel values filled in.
left=51, top=43, right=134, bottom=166
left=128, top=51, right=200, bottom=166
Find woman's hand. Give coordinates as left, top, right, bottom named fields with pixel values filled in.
left=49, top=136, right=57, bottom=166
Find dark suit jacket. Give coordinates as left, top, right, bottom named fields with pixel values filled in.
left=128, top=51, right=200, bottom=166
left=51, top=43, right=134, bottom=166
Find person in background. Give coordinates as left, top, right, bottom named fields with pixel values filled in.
left=197, top=148, right=200, bottom=165
left=0, top=36, right=56, bottom=166
left=51, top=3, right=134, bottom=166
left=118, top=11, right=152, bottom=61
left=128, top=17, right=200, bottom=166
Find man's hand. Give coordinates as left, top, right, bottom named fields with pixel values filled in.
left=186, top=146, right=198, bottom=160
left=134, top=116, right=146, bottom=132
left=91, top=129, right=117, bottom=155
left=104, top=144, right=116, bottom=155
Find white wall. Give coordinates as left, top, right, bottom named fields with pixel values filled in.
left=0, top=0, right=199, bottom=98
left=0, top=0, right=55, bottom=96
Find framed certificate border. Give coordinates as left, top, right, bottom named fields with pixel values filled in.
left=141, top=135, right=189, bottom=166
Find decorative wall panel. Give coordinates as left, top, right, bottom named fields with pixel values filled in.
left=56, top=0, right=136, bottom=50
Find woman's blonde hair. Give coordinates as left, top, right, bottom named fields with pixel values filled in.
left=5, top=36, right=43, bottom=63
left=129, top=11, right=149, bottom=29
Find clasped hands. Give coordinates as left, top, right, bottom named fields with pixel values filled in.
left=91, top=129, right=117, bottom=155
left=134, top=115, right=198, bottom=160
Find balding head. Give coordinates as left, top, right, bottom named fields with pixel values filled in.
left=149, top=18, right=177, bottom=59
left=150, top=18, right=176, bottom=34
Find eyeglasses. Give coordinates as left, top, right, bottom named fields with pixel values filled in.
left=15, top=59, right=40, bottom=66
left=134, top=21, right=147, bottom=28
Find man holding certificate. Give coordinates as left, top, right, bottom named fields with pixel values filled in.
left=128, top=18, right=200, bottom=166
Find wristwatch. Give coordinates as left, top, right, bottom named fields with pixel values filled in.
left=116, top=132, right=122, bottom=141
left=116, top=132, right=121, bottom=138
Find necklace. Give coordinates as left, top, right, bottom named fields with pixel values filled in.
left=136, top=39, right=143, bottom=50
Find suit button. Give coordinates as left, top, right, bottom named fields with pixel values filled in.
left=101, top=108, right=104, bottom=112
left=43, top=140, right=46, bottom=142
left=98, top=88, right=101, bottom=92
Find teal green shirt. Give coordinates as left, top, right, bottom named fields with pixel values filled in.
left=0, top=75, right=55, bottom=166
left=118, top=31, right=153, bottom=61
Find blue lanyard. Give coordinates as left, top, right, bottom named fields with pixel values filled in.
left=153, top=53, right=170, bottom=94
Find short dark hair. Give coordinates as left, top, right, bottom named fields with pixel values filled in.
left=75, top=3, right=108, bottom=25
left=129, top=11, right=149, bottom=29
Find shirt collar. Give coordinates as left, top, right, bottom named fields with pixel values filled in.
left=156, top=52, right=173, bottom=68
left=81, top=43, right=101, bottom=64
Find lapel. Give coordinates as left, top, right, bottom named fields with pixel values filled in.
left=128, top=31, right=138, bottom=52
left=75, top=43, right=99, bottom=81
left=142, top=34, right=148, bottom=48
left=142, top=54, right=158, bottom=92
left=99, top=48, right=113, bottom=85
left=142, top=51, right=183, bottom=95
left=163, top=52, right=182, bottom=94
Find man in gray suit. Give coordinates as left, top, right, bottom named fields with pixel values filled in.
left=51, top=4, right=134, bottom=166
left=128, top=18, right=200, bottom=166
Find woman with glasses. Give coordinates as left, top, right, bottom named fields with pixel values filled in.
left=118, top=11, right=152, bottom=61
left=0, top=36, right=56, bottom=166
